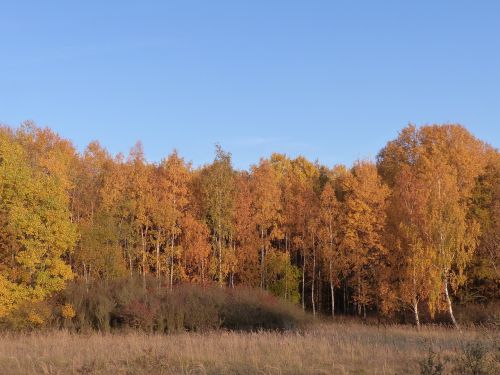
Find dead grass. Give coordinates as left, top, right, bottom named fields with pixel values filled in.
left=0, top=322, right=497, bottom=374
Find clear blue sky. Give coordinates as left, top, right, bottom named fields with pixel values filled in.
left=1, top=1, right=499, bottom=169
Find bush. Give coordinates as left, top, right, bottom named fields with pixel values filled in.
left=418, top=342, right=500, bottom=375
left=52, top=277, right=310, bottom=333
left=222, top=287, right=307, bottom=331
left=56, top=282, right=115, bottom=332
left=455, top=302, right=500, bottom=327
left=0, top=300, right=53, bottom=331
left=452, top=342, right=500, bottom=375
left=419, top=348, right=445, bottom=375
left=170, top=284, right=223, bottom=332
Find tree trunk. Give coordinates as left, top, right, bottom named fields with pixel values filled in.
left=165, top=258, right=169, bottom=287
left=83, top=262, right=89, bottom=292
left=444, top=278, right=459, bottom=329
left=260, top=228, right=265, bottom=289
left=170, top=235, right=175, bottom=291
left=330, top=261, right=335, bottom=318
left=363, top=284, right=367, bottom=319
left=156, top=238, right=160, bottom=284
left=413, top=299, right=420, bottom=330
left=318, top=269, right=322, bottom=315
left=284, top=234, right=289, bottom=300
left=302, top=256, right=306, bottom=310
left=232, top=240, right=236, bottom=288
left=218, top=233, right=223, bottom=286
left=343, top=281, right=347, bottom=315
left=169, top=255, right=174, bottom=291
left=311, top=246, right=316, bottom=317
left=141, top=227, right=147, bottom=289
left=83, top=262, right=87, bottom=284
left=357, top=276, right=362, bottom=316
left=412, top=263, right=420, bottom=329
left=129, top=256, right=133, bottom=278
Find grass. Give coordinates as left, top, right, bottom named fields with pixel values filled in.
left=0, top=322, right=498, bottom=374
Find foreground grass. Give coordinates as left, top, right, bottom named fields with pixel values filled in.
left=0, top=323, right=498, bottom=374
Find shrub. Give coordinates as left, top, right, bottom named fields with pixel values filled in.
left=52, top=277, right=309, bottom=333
left=419, top=348, right=445, bottom=375
left=170, top=284, right=222, bottom=332
left=0, top=300, right=53, bottom=331
left=452, top=342, right=500, bottom=375
left=61, top=303, right=76, bottom=320
left=222, top=286, right=308, bottom=331
left=57, top=282, right=115, bottom=332
left=455, top=302, right=500, bottom=327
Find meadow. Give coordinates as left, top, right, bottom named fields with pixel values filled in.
left=0, top=322, right=498, bottom=375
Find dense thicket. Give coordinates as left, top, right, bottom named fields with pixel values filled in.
left=0, top=122, right=498, bottom=329
left=2, top=278, right=308, bottom=332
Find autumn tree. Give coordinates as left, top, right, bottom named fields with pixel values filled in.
left=233, top=172, right=260, bottom=286
left=378, top=124, right=491, bottom=328
left=381, top=165, right=436, bottom=327
left=99, top=153, right=138, bottom=277
left=0, top=128, right=77, bottom=318
left=318, top=181, right=342, bottom=317
left=180, top=214, right=212, bottom=284
left=15, top=122, right=79, bottom=195
left=270, top=154, right=320, bottom=309
left=250, top=159, right=282, bottom=289
left=341, top=161, right=389, bottom=318
left=126, top=143, right=156, bottom=286
left=198, top=145, right=236, bottom=286
left=422, top=154, right=479, bottom=328
left=73, top=141, right=113, bottom=223
left=466, top=153, right=500, bottom=302
left=72, top=141, right=126, bottom=282
left=1, top=120, right=497, bottom=324
left=153, top=151, right=191, bottom=288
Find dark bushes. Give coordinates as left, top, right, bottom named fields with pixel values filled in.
left=53, top=277, right=309, bottom=333
left=222, top=287, right=302, bottom=331
left=455, top=302, right=500, bottom=327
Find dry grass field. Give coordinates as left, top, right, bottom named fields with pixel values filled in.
left=0, top=322, right=498, bottom=375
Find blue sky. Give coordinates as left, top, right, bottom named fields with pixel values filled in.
left=1, top=1, right=499, bottom=169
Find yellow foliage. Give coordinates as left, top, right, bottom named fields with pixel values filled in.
left=0, top=275, right=29, bottom=318
left=61, top=304, right=76, bottom=319
left=0, top=129, right=76, bottom=321
left=28, top=311, right=45, bottom=326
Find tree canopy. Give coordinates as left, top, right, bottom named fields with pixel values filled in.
left=0, top=123, right=498, bottom=327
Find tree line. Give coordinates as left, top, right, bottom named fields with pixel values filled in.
left=0, top=122, right=498, bottom=328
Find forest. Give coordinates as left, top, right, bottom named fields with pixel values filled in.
left=0, top=122, right=498, bottom=332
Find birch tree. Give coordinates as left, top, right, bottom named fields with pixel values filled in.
left=199, top=145, right=236, bottom=286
